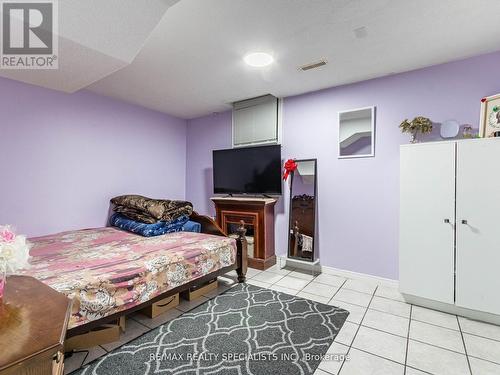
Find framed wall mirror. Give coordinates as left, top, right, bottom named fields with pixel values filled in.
left=288, top=159, right=317, bottom=262
left=338, top=106, right=376, bottom=158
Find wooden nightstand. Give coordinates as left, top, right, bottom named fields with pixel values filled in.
left=0, top=276, right=72, bottom=375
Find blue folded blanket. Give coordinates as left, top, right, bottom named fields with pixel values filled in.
left=110, top=213, right=189, bottom=237
left=182, top=220, right=201, bottom=233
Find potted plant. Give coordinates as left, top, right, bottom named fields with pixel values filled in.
left=399, top=116, right=433, bottom=143
left=0, top=225, right=31, bottom=301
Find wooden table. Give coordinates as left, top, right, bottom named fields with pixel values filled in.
left=0, top=276, right=72, bottom=375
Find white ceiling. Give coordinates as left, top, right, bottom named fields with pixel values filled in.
left=4, top=0, right=500, bottom=119
left=0, top=0, right=179, bottom=92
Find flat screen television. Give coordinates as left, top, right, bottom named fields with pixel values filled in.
left=213, top=145, right=282, bottom=195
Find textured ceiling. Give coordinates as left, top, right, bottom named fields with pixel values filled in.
left=0, top=0, right=179, bottom=92
left=2, top=0, right=500, bottom=119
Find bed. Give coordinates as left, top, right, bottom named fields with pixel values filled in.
left=19, top=213, right=247, bottom=337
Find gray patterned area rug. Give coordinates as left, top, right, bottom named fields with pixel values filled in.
left=75, top=284, right=349, bottom=375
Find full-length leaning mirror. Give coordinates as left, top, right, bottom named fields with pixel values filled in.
left=288, top=159, right=317, bottom=262
left=338, top=106, right=376, bottom=158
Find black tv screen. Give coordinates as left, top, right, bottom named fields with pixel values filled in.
left=213, top=145, right=282, bottom=195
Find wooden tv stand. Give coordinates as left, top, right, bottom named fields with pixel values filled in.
left=211, top=196, right=277, bottom=270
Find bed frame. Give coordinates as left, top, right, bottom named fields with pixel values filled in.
left=66, top=212, right=248, bottom=338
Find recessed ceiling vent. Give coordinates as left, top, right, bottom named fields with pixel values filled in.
left=299, top=59, right=327, bottom=71
left=354, top=26, right=368, bottom=39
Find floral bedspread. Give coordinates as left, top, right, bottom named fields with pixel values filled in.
left=20, top=228, right=236, bottom=328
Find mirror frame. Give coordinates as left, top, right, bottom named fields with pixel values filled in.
left=287, top=158, right=318, bottom=262
left=338, top=106, right=376, bottom=159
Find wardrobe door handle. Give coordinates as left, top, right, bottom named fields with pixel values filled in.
left=444, top=219, right=450, bottom=224
left=461, top=219, right=468, bottom=225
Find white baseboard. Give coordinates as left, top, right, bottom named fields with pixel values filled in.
left=275, top=256, right=500, bottom=325
left=276, top=255, right=399, bottom=288
left=321, top=265, right=399, bottom=288
left=403, top=293, right=500, bottom=326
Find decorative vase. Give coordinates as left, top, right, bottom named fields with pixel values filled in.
left=410, top=130, right=419, bottom=144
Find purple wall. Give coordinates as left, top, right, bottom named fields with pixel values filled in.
left=185, top=111, right=232, bottom=216
left=186, top=51, right=500, bottom=280
left=2, top=51, right=499, bottom=279
left=0, top=77, right=187, bottom=237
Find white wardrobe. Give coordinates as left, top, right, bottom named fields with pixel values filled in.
left=400, top=138, right=500, bottom=319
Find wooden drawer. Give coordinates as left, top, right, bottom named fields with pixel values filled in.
left=0, top=357, right=53, bottom=375
left=141, top=294, right=179, bottom=318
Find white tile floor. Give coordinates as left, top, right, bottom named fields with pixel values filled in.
left=245, top=265, right=500, bottom=375
left=64, top=266, right=500, bottom=375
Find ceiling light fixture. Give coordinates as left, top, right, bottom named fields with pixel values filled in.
left=244, top=52, right=274, bottom=67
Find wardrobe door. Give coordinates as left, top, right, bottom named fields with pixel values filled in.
left=456, top=140, right=500, bottom=315
left=399, top=143, right=456, bottom=303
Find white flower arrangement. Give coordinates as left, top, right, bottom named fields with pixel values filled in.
left=0, top=225, right=31, bottom=274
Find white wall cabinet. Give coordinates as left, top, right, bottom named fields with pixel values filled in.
left=400, top=139, right=500, bottom=317
left=232, top=95, right=279, bottom=147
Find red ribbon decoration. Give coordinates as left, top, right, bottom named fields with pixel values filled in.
left=283, top=159, right=298, bottom=181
